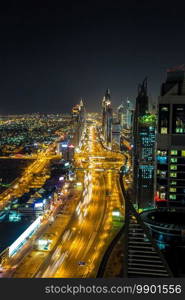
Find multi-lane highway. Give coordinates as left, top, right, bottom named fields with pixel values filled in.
left=37, top=125, right=125, bottom=278
left=9, top=124, right=125, bottom=278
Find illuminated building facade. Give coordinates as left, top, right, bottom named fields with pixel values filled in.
left=125, top=98, right=134, bottom=130
left=117, top=98, right=133, bottom=130
left=57, top=141, right=74, bottom=161
left=71, top=104, right=80, bottom=121
left=136, top=115, right=156, bottom=209
left=133, top=78, right=156, bottom=209
left=71, top=99, right=86, bottom=147
left=102, top=89, right=113, bottom=147
left=71, top=99, right=85, bottom=123
left=155, top=65, right=185, bottom=207
left=112, top=122, right=121, bottom=148
left=117, top=100, right=125, bottom=128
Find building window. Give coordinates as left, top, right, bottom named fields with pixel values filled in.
left=170, top=172, right=177, bottom=178
left=157, top=150, right=167, bottom=156
left=181, top=150, right=185, bottom=157
left=170, top=165, right=177, bottom=170
left=157, top=155, right=167, bottom=164
left=176, top=128, right=184, bottom=133
left=171, top=181, right=177, bottom=185
left=157, top=170, right=167, bottom=178
left=172, top=104, right=185, bottom=134
left=160, top=192, right=166, bottom=199
left=161, top=171, right=166, bottom=178
left=170, top=158, right=177, bottom=163
left=158, top=104, right=170, bottom=134
left=171, top=150, right=178, bottom=156
left=170, top=188, right=176, bottom=192
left=160, top=128, right=168, bottom=134
left=159, top=186, right=165, bottom=191
left=169, top=194, right=176, bottom=200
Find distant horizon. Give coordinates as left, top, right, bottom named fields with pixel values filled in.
left=0, top=93, right=157, bottom=115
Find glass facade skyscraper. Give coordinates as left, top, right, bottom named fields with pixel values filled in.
left=133, top=78, right=156, bottom=209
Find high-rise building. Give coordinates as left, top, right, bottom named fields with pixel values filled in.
left=125, top=98, right=134, bottom=130
left=118, top=98, right=134, bottom=153
left=79, top=98, right=86, bottom=123
left=112, top=121, right=121, bottom=148
left=136, top=115, right=156, bottom=209
left=117, top=100, right=125, bottom=128
left=117, top=98, right=134, bottom=130
left=135, top=77, right=149, bottom=116
left=71, top=99, right=85, bottom=123
left=71, top=99, right=86, bottom=147
left=155, top=65, right=185, bottom=207
left=102, top=89, right=113, bottom=147
left=56, top=141, right=74, bottom=161
left=138, top=66, right=185, bottom=277
left=133, top=78, right=156, bottom=209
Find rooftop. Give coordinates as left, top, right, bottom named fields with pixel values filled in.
left=167, top=64, right=185, bottom=73
left=140, top=208, right=185, bottom=231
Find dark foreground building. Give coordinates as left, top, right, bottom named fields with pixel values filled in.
left=141, top=65, right=185, bottom=277
left=140, top=208, right=185, bottom=276
left=155, top=65, right=185, bottom=207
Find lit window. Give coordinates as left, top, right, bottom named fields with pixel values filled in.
left=170, top=172, right=177, bottom=178
left=170, top=165, right=177, bottom=170
left=161, top=151, right=167, bottom=156
left=161, top=128, right=167, bottom=134
left=172, top=104, right=185, bottom=134
left=170, top=188, right=176, bottom=192
left=160, top=171, right=167, bottom=178
left=170, top=158, right=177, bottom=163
left=176, top=128, right=184, bottom=133
left=160, top=193, right=166, bottom=199
left=157, top=155, right=167, bottom=164
left=171, top=181, right=176, bottom=185
left=181, top=150, right=185, bottom=157
left=169, top=194, right=176, bottom=200
left=159, top=186, right=165, bottom=191
left=161, top=106, right=168, bottom=111
left=171, top=150, right=178, bottom=155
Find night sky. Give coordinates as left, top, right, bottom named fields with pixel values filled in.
left=0, top=0, right=185, bottom=114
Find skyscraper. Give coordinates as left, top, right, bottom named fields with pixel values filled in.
left=102, top=89, right=113, bottom=148
left=135, top=77, right=149, bottom=116
left=112, top=121, right=121, bottom=149
left=125, top=98, right=134, bottom=130
left=71, top=99, right=86, bottom=147
left=117, top=99, right=125, bottom=128
left=133, top=78, right=156, bottom=209
left=117, top=98, right=133, bottom=130
left=155, top=65, right=185, bottom=207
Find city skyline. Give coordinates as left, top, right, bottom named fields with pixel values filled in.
left=1, top=71, right=185, bottom=278
left=0, top=1, right=185, bottom=114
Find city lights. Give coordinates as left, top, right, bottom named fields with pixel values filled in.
left=0, top=69, right=185, bottom=281
left=9, top=216, right=41, bottom=257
